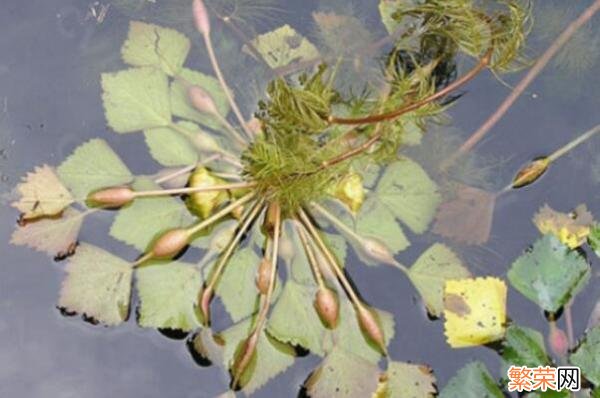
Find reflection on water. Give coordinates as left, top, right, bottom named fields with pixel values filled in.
left=1, top=0, right=599, bottom=397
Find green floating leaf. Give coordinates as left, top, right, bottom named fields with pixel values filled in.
left=249, top=24, right=320, bottom=69
left=121, top=20, right=191, bottom=76
left=110, top=178, right=193, bottom=252
left=267, top=281, right=326, bottom=356
left=570, top=325, right=600, bottom=385
left=219, top=319, right=296, bottom=394
left=439, top=361, right=504, bottom=398
left=170, top=68, right=228, bottom=131
left=58, top=243, right=133, bottom=325
left=305, top=347, right=380, bottom=398
left=144, top=122, right=198, bottom=167
left=10, top=207, right=85, bottom=258
left=57, top=139, right=133, bottom=199
left=502, top=325, right=550, bottom=369
left=102, top=67, right=171, bottom=133
left=136, top=262, right=202, bottom=331
left=355, top=197, right=410, bottom=262
left=507, top=235, right=591, bottom=313
left=215, top=246, right=262, bottom=323
left=383, top=361, right=437, bottom=398
left=376, top=158, right=441, bottom=234
left=11, top=165, right=74, bottom=220
left=408, top=243, right=470, bottom=317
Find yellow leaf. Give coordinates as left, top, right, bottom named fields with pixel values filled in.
left=186, top=167, right=230, bottom=219
left=11, top=165, right=74, bottom=220
left=443, top=277, right=507, bottom=348
left=533, top=204, right=593, bottom=249
left=331, top=172, right=365, bottom=213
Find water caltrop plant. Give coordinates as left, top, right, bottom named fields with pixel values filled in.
left=9, top=0, right=600, bottom=396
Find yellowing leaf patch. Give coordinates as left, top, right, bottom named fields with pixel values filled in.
left=331, top=172, right=365, bottom=214
left=443, top=277, right=507, bottom=348
left=11, top=207, right=85, bottom=259
left=11, top=165, right=73, bottom=220
left=533, top=203, right=593, bottom=249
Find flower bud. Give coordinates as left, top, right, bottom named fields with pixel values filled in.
left=314, top=287, right=339, bottom=329
left=361, top=237, right=396, bottom=265
left=199, top=287, right=213, bottom=325
left=87, top=186, right=134, bottom=208
left=192, top=0, right=211, bottom=36
left=357, top=305, right=386, bottom=354
left=232, top=331, right=259, bottom=389
left=262, top=202, right=280, bottom=238
left=255, top=258, right=271, bottom=295
left=548, top=325, right=569, bottom=358
left=187, top=85, right=218, bottom=115
left=150, top=228, right=191, bottom=259
left=512, top=157, right=549, bottom=188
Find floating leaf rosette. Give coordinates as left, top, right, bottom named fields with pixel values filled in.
left=6, top=0, right=545, bottom=395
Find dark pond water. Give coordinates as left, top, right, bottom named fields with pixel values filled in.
left=1, top=0, right=599, bottom=397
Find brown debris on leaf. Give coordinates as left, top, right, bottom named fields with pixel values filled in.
left=10, top=207, right=84, bottom=259
left=11, top=164, right=74, bottom=220
left=432, top=184, right=496, bottom=245
left=532, top=203, right=594, bottom=249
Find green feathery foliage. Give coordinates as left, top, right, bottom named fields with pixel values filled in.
left=391, top=0, right=532, bottom=72
left=244, top=66, right=346, bottom=213
left=242, top=0, right=531, bottom=212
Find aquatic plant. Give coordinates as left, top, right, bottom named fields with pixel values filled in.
left=8, top=0, right=600, bottom=396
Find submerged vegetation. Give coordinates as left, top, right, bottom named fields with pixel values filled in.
left=7, top=0, right=600, bottom=396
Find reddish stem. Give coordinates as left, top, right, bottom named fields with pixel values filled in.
left=449, top=0, right=600, bottom=163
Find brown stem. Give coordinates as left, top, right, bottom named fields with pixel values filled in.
left=327, top=49, right=492, bottom=125
left=315, top=50, right=492, bottom=171
left=449, top=0, right=600, bottom=163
